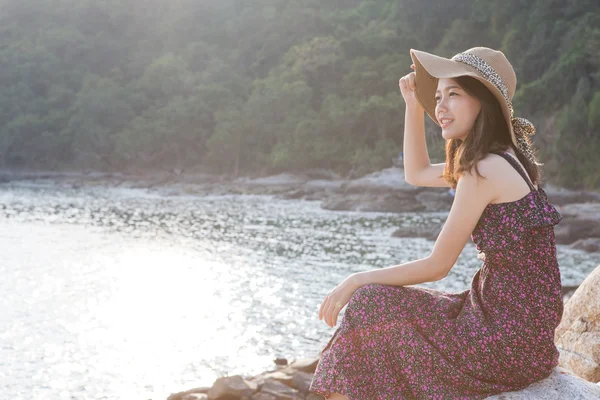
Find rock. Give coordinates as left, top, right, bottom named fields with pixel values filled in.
left=303, top=179, right=346, bottom=192
left=554, top=217, right=600, bottom=245
left=247, top=370, right=293, bottom=390
left=555, top=265, right=600, bottom=382
left=321, top=193, right=424, bottom=213
left=415, top=190, right=455, bottom=212
left=237, top=173, right=308, bottom=187
left=543, top=185, right=600, bottom=206
left=290, top=371, right=314, bottom=394
left=562, top=285, right=580, bottom=303
left=560, top=203, right=600, bottom=219
left=303, top=169, right=343, bottom=181
left=181, top=394, right=208, bottom=400
left=570, top=238, right=600, bottom=253
left=167, top=387, right=210, bottom=400
left=253, top=393, right=278, bottom=400
left=485, top=367, right=600, bottom=399
left=392, top=223, right=444, bottom=241
left=274, top=357, right=288, bottom=366
left=343, top=167, right=418, bottom=194
left=255, top=380, right=302, bottom=400
left=206, top=375, right=255, bottom=400
left=280, top=189, right=314, bottom=200
left=287, top=357, right=319, bottom=373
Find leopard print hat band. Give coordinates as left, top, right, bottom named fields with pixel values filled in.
left=410, top=47, right=539, bottom=166
left=451, top=52, right=537, bottom=165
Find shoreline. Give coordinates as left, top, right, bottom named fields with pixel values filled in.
left=1, top=166, right=599, bottom=254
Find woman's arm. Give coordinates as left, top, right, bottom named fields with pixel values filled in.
left=402, top=103, right=431, bottom=185
left=400, top=70, right=449, bottom=188
left=353, top=159, right=498, bottom=287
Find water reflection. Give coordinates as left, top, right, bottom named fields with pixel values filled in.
left=0, top=182, right=597, bottom=399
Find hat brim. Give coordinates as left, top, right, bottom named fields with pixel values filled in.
left=409, top=49, right=516, bottom=146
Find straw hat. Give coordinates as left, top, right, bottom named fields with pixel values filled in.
left=409, top=47, right=537, bottom=165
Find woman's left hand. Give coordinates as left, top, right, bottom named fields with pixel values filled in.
left=319, top=274, right=362, bottom=328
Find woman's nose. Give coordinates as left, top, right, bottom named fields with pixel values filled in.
left=436, top=100, right=447, bottom=114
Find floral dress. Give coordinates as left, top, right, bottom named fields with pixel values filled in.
left=309, top=151, right=564, bottom=399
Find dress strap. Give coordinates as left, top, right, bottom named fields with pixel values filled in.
left=490, top=151, right=537, bottom=191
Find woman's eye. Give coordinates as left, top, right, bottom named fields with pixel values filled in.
left=435, top=93, right=457, bottom=102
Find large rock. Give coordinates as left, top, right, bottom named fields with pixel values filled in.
left=415, top=190, right=455, bottom=212
left=167, top=359, right=600, bottom=399
left=343, top=167, right=417, bottom=194
left=321, top=193, right=425, bottom=213
left=543, top=184, right=600, bottom=206
left=206, top=375, right=255, bottom=399
left=485, top=367, right=600, bottom=399
left=555, top=265, right=600, bottom=383
left=570, top=238, right=600, bottom=253
left=303, top=367, right=599, bottom=399
left=391, top=223, right=444, bottom=241
left=554, top=217, right=600, bottom=245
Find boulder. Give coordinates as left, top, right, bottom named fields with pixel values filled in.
left=167, top=387, right=210, bottom=400
left=286, top=357, right=319, bottom=373
left=321, top=193, right=424, bottom=213
left=570, top=238, right=600, bottom=253
left=206, top=375, right=255, bottom=399
left=554, top=217, right=600, bottom=245
left=343, top=167, right=418, bottom=194
left=543, top=184, right=600, bottom=206
left=555, top=265, right=600, bottom=382
left=415, top=190, right=455, bottom=212
left=392, top=223, right=444, bottom=241
left=485, top=367, right=600, bottom=399
left=254, top=380, right=302, bottom=400
left=181, top=395, right=208, bottom=400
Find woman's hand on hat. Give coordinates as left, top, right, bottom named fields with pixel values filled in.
left=399, top=64, right=422, bottom=109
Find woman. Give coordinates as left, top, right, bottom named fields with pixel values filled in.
left=308, top=47, right=563, bottom=399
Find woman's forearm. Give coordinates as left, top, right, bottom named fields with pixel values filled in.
left=352, top=256, right=442, bottom=288
left=402, top=105, right=430, bottom=184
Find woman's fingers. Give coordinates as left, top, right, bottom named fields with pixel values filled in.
left=322, top=296, right=337, bottom=328
left=399, top=73, right=416, bottom=92
left=325, top=301, right=343, bottom=328
left=320, top=295, right=335, bottom=326
left=319, top=296, right=329, bottom=321
left=331, top=303, right=342, bottom=328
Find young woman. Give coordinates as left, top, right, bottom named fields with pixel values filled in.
left=308, top=47, right=563, bottom=399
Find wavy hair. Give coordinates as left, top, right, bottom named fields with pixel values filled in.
left=441, top=76, right=541, bottom=189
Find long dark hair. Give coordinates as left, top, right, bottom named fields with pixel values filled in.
left=441, top=76, right=541, bottom=189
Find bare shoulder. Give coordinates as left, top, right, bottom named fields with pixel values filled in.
left=457, top=154, right=504, bottom=202
left=461, top=153, right=505, bottom=182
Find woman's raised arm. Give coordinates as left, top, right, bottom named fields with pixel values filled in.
left=399, top=66, right=450, bottom=188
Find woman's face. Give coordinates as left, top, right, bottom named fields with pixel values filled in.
left=434, top=78, right=482, bottom=141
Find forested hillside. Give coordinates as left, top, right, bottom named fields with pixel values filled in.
left=0, top=0, right=598, bottom=188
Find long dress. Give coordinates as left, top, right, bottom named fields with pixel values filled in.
left=308, top=151, right=564, bottom=399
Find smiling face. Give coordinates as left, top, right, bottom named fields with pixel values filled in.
left=435, top=78, right=482, bottom=141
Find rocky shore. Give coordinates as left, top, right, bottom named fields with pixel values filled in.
left=167, top=266, right=600, bottom=400
left=1, top=166, right=599, bottom=253
left=2, top=168, right=598, bottom=398
left=165, top=363, right=599, bottom=400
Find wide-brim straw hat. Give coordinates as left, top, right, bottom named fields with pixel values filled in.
left=409, top=47, right=537, bottom=164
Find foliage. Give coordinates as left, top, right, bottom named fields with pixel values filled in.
left=0, top=0, right=598, bottom=188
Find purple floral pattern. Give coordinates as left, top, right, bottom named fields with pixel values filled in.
left=309, top=151, right=564, bottom=399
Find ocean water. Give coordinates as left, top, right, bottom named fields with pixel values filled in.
left=0, top=181, right=596, bottom=399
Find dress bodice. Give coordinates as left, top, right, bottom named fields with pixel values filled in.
left=470, top=151, right=562, bottom=254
